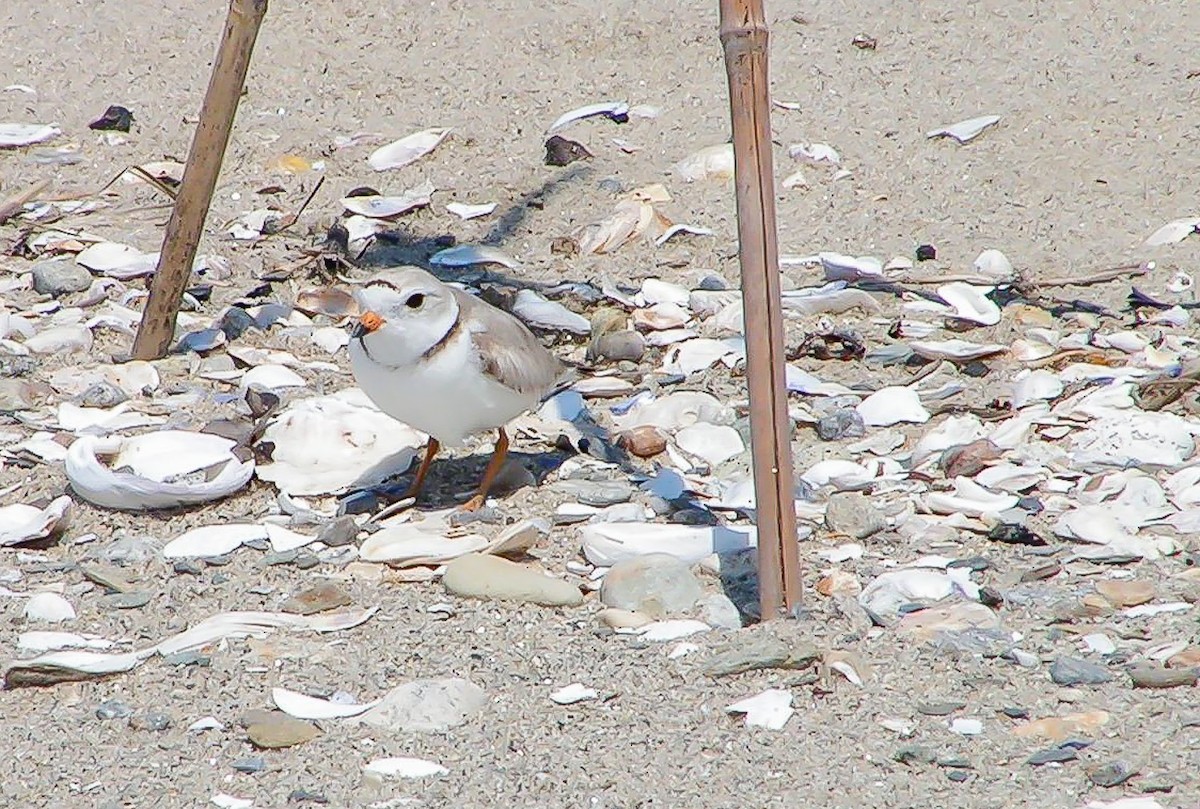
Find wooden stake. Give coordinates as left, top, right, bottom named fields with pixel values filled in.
left=719, top=0, right=803, bottom=618
left=132, top=0, right=268, bottom=360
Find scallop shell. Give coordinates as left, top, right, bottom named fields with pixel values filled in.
left=367, top=127, right=451, bottom=171
left=65, top=431, right=254, bottom=511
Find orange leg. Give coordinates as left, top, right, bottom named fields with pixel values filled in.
left=404, top=437, right=440, bottom=500
left=460, top=428, right=510, bottom=512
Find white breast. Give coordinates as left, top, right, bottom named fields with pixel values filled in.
left=348, top=329, right=537, bottom=446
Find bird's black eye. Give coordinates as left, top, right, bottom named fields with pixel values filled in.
left=405, top=293, right=425, bottom=309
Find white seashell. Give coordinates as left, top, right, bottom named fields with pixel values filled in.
left=240, top=363, right=307, bottom=391
left=801, top=460, right=875, bottom=491
left=1124, top=602, right=1190, bottom=619
left=162, top=523, right=267, bottom=559
left=1143, top=217, right=1200, bottom=247
left=937, top=282, right=1000, bottom=325
left=580, top=523, right=755, bottom=566
left=1095, top=331, right=1148, bottom=353
left=75, top=241, right=160, bottom=279
left=546, top=100, right=629, bottom=133
left=1069, top=411, right=1195, bottom=471
left=430, top=244, right=521, bottom=270
left=549, top=683, right=598, bottom=705
left=909, top=338, right=1006, bottom=361
left=155, top=608, right=378, bottom=657
left=511, top=289, right=590, bottom=334
left=340, top=181, right=434, bottom=218
left=211, top=794, right=253, bottom=809
left=655, top=223, right=714, bottom=246
left=911, top=414, right=986, bottom=464
left=1167, top=271, right=1194, bottom=293
left=255, top=389, right=423, bottom=496
left=4, top=649, right=148, bottom=683
left=0, top=122, right=60, bottom=146
left=56, top=402, right=165, bottom=435
left=446, top=201, right=496, bottom=220
left=819, top=543, right=864, bottom=563
left=272, top=686, right=377, bottom=719
left=858, top=569, right=957, bottom=618
left=819, top=252, right=883, bottom=282
left=784, top=366, right=852, bottom=396
left=726, top=689, right=794, bottom=730
left=367, top=127, right=451, bottom=171
left=66, top=431, right=254, bottom=510
left=188, top=717, right=225, bottom=732
left=972, top=249, right=1014, bottom=282
left=668, top=642, right=701, bottom=659
left=661, top=338, right=740, bottom=376
left=782, top=286, right=882, bottom=316
left=343, top=214, right=383, bottom=244
left=1082, top=633, right=1116, bottom=655
left=673, top=144, right=734, bottom=182
left=17, top=631, right=113, bottom=653
left=925, top=477, right=1018, bottom=517
left=856, top=386, right=929, bottom=426
left=788, top=142, right=840, bottom=165
left=641, top=279, right=690, bottom=305
left=1011, top=369, right=1063, bottom=408
left=632, top=302, right=689, bottom=331
left=575, top=200, right=651, bottom=254
left=0, top=495, right=72, bottom=547
left=974, top=463, right=1044, bottom=492
left=363, top=757, right=448, bottom=779
left=359, top=522, right=488, bottom=566
left=23, top=592, right=76, bottom=623
left=263, top=523, right=318, bottom=553
left=636, top=619, right=710, bottom=642
left=23, top=325, right=93, bottom=354
left=643, top=327, right=698, bottom=347
left=675, top=423, right=744, bottom=467
left=310, top=325, right=350, bottom=354
left=925, top=114, right=1001, bottom=143
left=615, top=391, right=729, bottom=431
left=781, top=169, right=808, bottom=189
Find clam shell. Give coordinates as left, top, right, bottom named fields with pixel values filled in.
left=924, top=477, right=1018, bottom=516
left=1144, top=217, right=1200, bottom=247
left=0, top=495, right=71, bottom=547
left=429, top=244, right=521, bottom=270
left=511, top=289, right=590, bottom=334
left=162, top=523, right=268, bottom=559
left=1011, top=369, right=1063, bottom=408
left=65, top=430, right=254, bottom=510
left=856, top=386, right=929, bottom=426
left=726, top=689, right=793, bottom=730
left=359, top=523, right=489, bottom=566
left=240, top=363, right=307, bottom=391
left=615, top=391, right=729, bottom=431
left=23, top=592, right=76, bottom=623
left=367, top=127, right=451, bottom=171
left=819, top=252, right=883, bottom=282
left=675, top=423, right=744, bottom=467
left=661, top=338, right=742, bottom=375
left=973, top=249, right=1014, bottom=282
left=937, top=282, right=1000, bottom=325
left=340, top=181, right=434, bottom=218
left=272, top=687, right=377, bottom=719
left=580, top=523, right=755, bottom=566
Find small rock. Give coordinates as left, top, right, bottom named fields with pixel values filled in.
left=617, top=426, right=667, bottom=458
left=162, top=650, right=211, bottom=667
left=317, top=516, right=359, bottom=547
left=816, top=409, right=865, bottom=441
left=589, top=330, right=645, bottom=363
left=917, top=701, right=966, bottom=717
left=824, top=492, right=886, bottom=539
left=99, top=591, right=152, bottom=610
left=217, top=306, right=257, bottom=340
left=916, top=244, right=937, bottom=261
left=553, top=479, right=634, bottom=507
left=31, top=260, right=93, bottom=296
left=203, top=553, right=232, bottom=567
left=76, top=381, right=129, bottom=408
left=946, top=771, right=971, bottom=783
left=287, top=789, right=328, bottom=804
left=894, top=746, right=936, bottom=765
left=442, top=553, right=583, bottom=607
left=96, top=699, right=133, bottom=720
left=263, top=550, right=298, bottom=566
left=669, top=506, right=720, bottom=526
left=544, top=135, right=592, bottom=166
left=80, top=563, right=137, bottom=593
left=1095, top=579, right=1156, bottom=608
left=281, top=583, right=352, bottom=615
left=1129, top=664, right=1199, bottom=689
left=292, top=552, right=320, bottom=570
left=1088, top=759, right=1138, bottom=787
left=247, top=717, right=321, bottom=749
left=1028, top=746, right=1078, bottom=766
left=696, top=592, right=742, bottom=629
left=939, top=439, right=1001, bottom=478
left=599, top=553, right=703, bottom=617
left=91, top=536, right=158, bottom=565
left=703, top=634, right=820, bottom=677
left=1001, top=706, right=1029, bottom=719
left=1049, top=656, right=1113, bottom=686
left=232, top=757, right=268, bottom=774
left=355, top=677, right=487, bottom=733
left=128, top=712, right=172, bottom=732
left=172, top=559, right=204, bottom=575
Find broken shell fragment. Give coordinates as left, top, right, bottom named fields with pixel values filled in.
left=0, top=123, right=61, bottom=147
left=162, top=523, right=268, bottom=559
left=926, top=114, right=1001, bottom=143
left=75, top=242, right=160, bottom=279
left=546, top=100, right=629, bottom=133
left=65, top=430, right=254, bottom=510
left=446, top=201, right=496, bottom=220
left=340, top=181, right=434, bottom=218
left=0, top=495, right=72, bottom=547
left=272, top=686, right=377, bottom=719
left=856, top=386, right=929, bottom=426
left=673, top=144, right=734, bottom=183
left=429, top=244, right=521, bottom=270
left=367, top=127, right=451, bottom=171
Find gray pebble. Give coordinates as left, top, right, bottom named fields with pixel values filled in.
left=600, top=553, right=702, bottom=617
left=210, top=572, right=230, bottom=585
left=91, top=536, right=158, bottom=565
left=317, top=515, right=359, bottom=547
left=128, top=712, right=172, bottom=732
left=816, top=408, right=865, bottom=441
left=204, top=554, right=233, bottom=567
left=824, top=492, right=885, bottom=539
left=946, top=771, right=971, bottom=783
left=1049, top=656, right=1113, bottom=686
left=162, top=650, right=211, bottom=667
left=232, top=757, right=268, bottom=774
left=588, top=330, right=645, bottom=363
left=32, top=260, right=93, bottom=296
left=175, top=328, right=226, bottom=353
left=1028, top=746, right=1077, bottom=765
left=669, top=507, right=720, bottom=526
left=172, top=559, right=203, bottom=576
left=1088, top=759, right=1137, bottom=787
left=554, top=479, right=634, bottom=507
left=243, top=538, right=270, bottom=552
left=218, top=306, right=256, bottom=340
left=264, top=550, right=298, bottom=566
left=893, top=746, right=936, bottom=765
left=916, top=701, right=966, bottom=717
left=96, top=700, right=132, bottom=720
left=75, top=381, right=128, bottom=408
left=293, top=552, right=320, bottom=570
left=287, top=789, right=328, bottom=804
left=697, top=274, right=728, bottom=291
left=99, top=591, right=151, bottom=610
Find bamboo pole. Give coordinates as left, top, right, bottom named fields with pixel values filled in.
left=719, top=0, right=803, bottom=618
left=132, top=0, right=268, bottom=360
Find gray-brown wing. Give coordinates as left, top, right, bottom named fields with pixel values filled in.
left=453, top=289, right=564, bottom=397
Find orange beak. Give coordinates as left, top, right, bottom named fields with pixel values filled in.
left=358, top=311, right=385, bottom=333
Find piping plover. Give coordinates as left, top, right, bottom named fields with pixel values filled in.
left=348, top=266, right=564, bottom=510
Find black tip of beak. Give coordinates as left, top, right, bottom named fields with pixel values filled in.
left=350, top=322, right=368, bottom=340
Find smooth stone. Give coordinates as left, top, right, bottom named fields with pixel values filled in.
left=1129, top=664, right=1199, bottom=689
left=1095, top=579, right=1155, bottom=608
left=95, top=699, right=132, bottom=720
left=162, top=650, right=211, bottom=667
left=281, top=583, right=352, bottom=615
left=263, top=550, right=297, bottom=566
left=355, top=678, right=486, bottom=733
left=1050, top=656, right=1113, bottom=686
left=172, top=559, right=204, bottom=576
left=669, top=506, right=720, bottom=526
left=128, top=712, right=172, bottom=732
left=99, top=591, right=151, bottom=610
left=589, top=330, right=646, bottom=363
left=816, top=408, right=865, bottom=441
left=703, top=635, right=821, bottom=677
left=1088, top=760, right=1138, bottom=787
left=617, top=426, right=667, bottom=458
left=32, top=260, right=93, bottom=295
left=292, top=552, right=320, bottom=570
left=553, top=479, right=634, bottom=507
left=599, top=553, right=703, bottom=617
left=917, top=701, right=966, bottom=717
left=824, top=492, right=886, bottom=539
left=946, top=771, right=971, bottom=783
left=80, top=563, right=137, bottom=593
left=317, top=516, right=359, bottom=547
left=697, top=592, right=743, bottom=629
left=1028, top=747, right=1078, bottom=765
left=247, top=717, right=321, bottom=749
left=442, top=554, right=583, bottom=607
left=232, top=757, right=268, bottom=774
